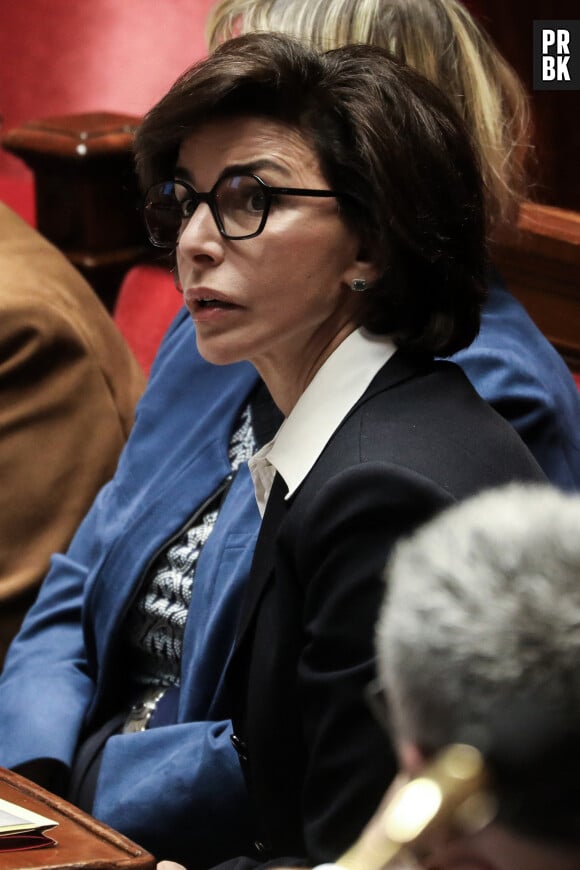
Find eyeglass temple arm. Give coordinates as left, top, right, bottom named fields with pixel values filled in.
left=267, top=186, right=339, bottom=197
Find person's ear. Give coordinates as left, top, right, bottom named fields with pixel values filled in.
left=343, top=256, right=381, bottom=293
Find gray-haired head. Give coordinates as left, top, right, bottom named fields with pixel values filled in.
left=377, top=482, right=580, bottom=844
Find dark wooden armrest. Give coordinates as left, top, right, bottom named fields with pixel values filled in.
left=494, top=201, right=580, bottom=373
left=2, top=112, right=151, bottom=311
left=0, top=766, right=154, bottom=869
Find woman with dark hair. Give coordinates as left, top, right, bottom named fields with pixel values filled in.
left=0, top=32, right=543, bottom=870
left=134, top=32, right=542, bottom=868
left=136, top=38, right=484, bottom=360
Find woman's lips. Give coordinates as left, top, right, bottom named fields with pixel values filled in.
left=184, top=288, right=242, bottom=321
left=196, top=298, right=235, bottom=309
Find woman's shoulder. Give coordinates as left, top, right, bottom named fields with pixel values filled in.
left=294, top=356, right=543, bottom=508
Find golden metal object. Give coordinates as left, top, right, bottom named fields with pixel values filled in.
left=337, top=744, right=495, bottom=870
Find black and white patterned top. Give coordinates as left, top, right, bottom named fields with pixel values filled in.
left=126, top=404, right=256, bottom=687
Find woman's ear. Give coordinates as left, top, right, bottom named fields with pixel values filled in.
left=343, top=254, right=381, bottom=291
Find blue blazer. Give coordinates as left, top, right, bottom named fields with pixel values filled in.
left=452, top=271, right=580, bottom=491
left=0, top=309, right=262, bottom=866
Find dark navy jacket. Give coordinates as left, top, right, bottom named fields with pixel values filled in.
left=223, top=351, right=545, bottom=870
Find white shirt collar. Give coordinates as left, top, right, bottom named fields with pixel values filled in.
left=248, top=328, right=397, bottom=516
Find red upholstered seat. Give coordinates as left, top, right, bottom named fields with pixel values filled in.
left=0, top=175, right=35, bottom=225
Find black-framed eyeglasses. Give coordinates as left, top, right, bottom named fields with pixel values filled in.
left=143, top=173, right=342, bottom=248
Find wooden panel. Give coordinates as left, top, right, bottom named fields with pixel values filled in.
left=470, top=0, right=580, bottom=213
left=494, top=201, right=580, bottom=372
left=2, top=113, right=150, bottom=311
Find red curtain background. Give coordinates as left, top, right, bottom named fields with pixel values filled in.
left=0, top=0, right=215, bottom=175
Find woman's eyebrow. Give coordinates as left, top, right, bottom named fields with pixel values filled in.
left=223, top=159, right=291, bottom=178
left=173, top=159, right=292, bottom=186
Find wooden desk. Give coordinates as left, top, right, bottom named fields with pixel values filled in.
left=0, top=768, right=154, bottom=870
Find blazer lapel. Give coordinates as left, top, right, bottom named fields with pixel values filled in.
left=233, top=471, right=289, bottom=651
left=231, top=351, right=428, bottom=656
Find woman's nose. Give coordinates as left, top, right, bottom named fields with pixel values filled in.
left=177, top=201, right=224, bottom=264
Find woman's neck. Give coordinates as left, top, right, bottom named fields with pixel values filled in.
left=252, top=322, right=358, bottom=416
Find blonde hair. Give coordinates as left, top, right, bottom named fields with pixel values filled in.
left=206, top=0, right=532, bottom=232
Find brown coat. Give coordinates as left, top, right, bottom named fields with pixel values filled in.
left=0, top=203, right=145, bottom=659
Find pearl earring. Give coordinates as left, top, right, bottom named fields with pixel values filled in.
left=351, top=278, right=368, bottom=292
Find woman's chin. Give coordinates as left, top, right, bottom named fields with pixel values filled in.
left=194, top=335, right=247, bottom=368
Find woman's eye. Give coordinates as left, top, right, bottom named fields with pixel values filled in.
left=218, top=177, right=272, bottom=215
left=247, top=190, right=267, bottom=213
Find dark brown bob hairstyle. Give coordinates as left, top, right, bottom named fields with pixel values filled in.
left=135, top=32, right=487, bottom=356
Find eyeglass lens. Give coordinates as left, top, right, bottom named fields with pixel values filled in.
left=144, top=175, right=269, bottom=246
